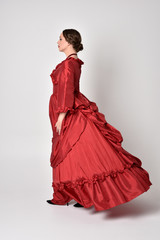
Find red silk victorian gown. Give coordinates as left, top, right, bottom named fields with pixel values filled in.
left=49, top=55, right=152, bottom=211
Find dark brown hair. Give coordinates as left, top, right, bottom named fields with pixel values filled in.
left=62, top=29, right=83, bottom=52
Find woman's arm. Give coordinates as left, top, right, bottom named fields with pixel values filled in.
left=55, top=112, right=67, bottom=135
left=55, top=60, right=75, bottom=135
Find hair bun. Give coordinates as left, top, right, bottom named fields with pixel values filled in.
left=77, top=43, right=83, bottom=52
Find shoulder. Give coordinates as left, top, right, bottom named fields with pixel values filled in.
left=59, top=57, right=84, bottom=71
left=64, top=58, right=75, bottom=67
left=61, top=58, right=75, bottom=73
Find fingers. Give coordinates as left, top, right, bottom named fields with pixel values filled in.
left=55, top=123, right=61, bottom=135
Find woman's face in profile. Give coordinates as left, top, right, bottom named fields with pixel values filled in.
left=57, top=33, right=69, bottom=52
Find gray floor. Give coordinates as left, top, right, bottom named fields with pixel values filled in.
left=0, top=155, right=159, bottom=240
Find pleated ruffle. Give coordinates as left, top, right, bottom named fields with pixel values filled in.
left=52, top=162, right=152, bottom=211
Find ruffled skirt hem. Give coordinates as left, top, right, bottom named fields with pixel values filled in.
left=51, top=163, right=152, bottom=211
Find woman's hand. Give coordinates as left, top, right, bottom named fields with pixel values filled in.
left=55, top=112, right=67, bottom=135
left=55, top=119, right=63, bottom=135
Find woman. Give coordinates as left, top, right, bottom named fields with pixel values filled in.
left=47, top=29, right=152, bottom=211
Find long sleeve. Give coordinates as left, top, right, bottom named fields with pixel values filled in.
left=55, top=60, right=75, bottom=114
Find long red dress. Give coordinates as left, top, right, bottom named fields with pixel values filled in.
left=49, top=55, right=152, bottom=211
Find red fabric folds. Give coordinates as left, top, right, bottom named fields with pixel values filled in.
left=49, top=56, right=152, bottom=211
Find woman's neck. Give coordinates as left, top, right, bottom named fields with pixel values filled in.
left=66, top=52, right=78, bottom=59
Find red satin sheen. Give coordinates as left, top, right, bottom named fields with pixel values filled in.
left=49, top=57, right=152, bottom=211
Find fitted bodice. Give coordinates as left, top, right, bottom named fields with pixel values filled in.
left=50, top=57, right=84, bottom=95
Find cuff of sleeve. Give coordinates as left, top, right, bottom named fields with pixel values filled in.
left=55, top=106, right=75, bottom=114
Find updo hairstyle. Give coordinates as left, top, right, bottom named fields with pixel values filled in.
left=62, top=29, right=83, bottom=52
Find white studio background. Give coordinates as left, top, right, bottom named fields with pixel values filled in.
left=0, top=0, right=159, bottom=239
